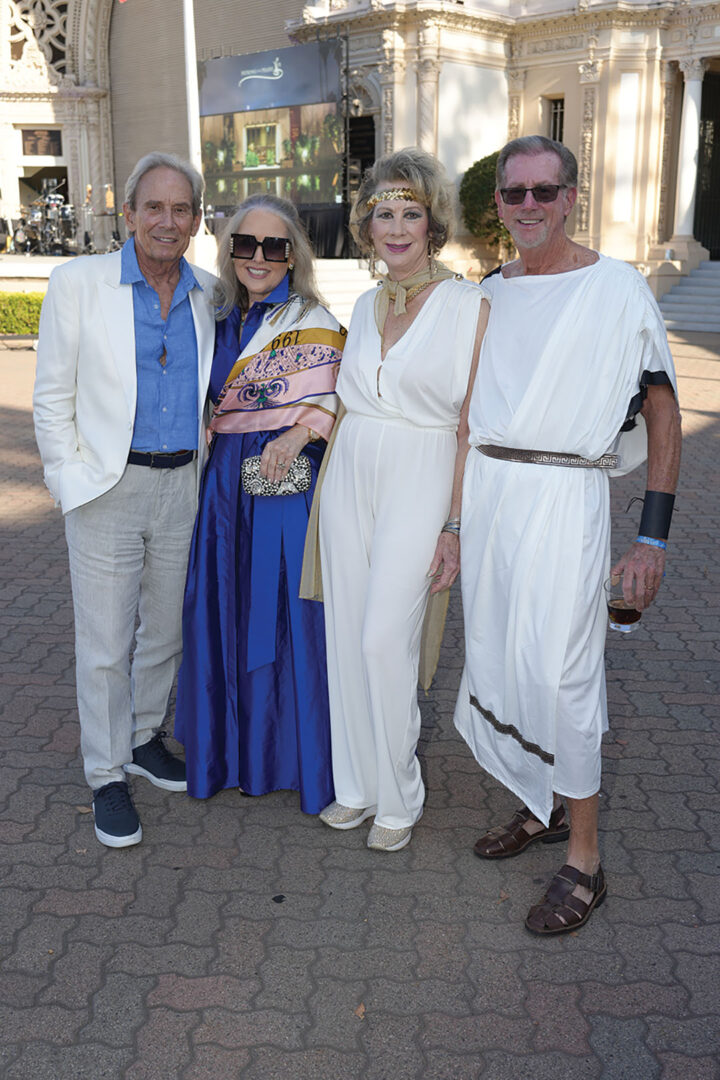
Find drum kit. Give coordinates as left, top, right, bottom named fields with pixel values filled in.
left=12, top=188, right=77, bottom=255
left=11, top=184, right=121, bottom=256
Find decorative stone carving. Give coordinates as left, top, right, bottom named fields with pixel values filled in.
left=382, top=25, right=405, bottom=63
left=678, top=57, right=706, bottom=82
left=656, top=61, right=677, bottom=243
left=0, top=0, right=115, bottom=241
left=8, top=0, right=69, bottom=76
left=382, top=80, right=393, bottom=154
left=579, top=58, right=601, bottom=84
left=509, top=95, right=521, bottom=140
left=506, top=68, right=526, bottom=93
left=377, top=60, right=394, bottom=153
left=418, top=20, right=439, bottom=51
left=526, top=35, right=584, bottom=57
left=576, top=85, right=596, bottom=234
left=348, top=78, right=376, bottom=118
left=376, top=20, right=406, bottom=155
left=506, top=65, right=525, bottom=138
left=578, top=28, right=601, bottom=85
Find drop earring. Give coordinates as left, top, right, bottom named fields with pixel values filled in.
left=369, top=245, right=376, bottom=277
left=428, top=242, right=437, bottom=276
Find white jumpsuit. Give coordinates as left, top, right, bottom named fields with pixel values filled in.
left=319, top=278, right=484, bottom=829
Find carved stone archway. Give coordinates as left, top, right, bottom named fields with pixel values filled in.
left=0, top=0, right=115, bottom=240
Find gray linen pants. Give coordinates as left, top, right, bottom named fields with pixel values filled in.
left=64, top=462, right=197, bottom=791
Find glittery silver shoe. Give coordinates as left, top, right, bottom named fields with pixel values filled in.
left=319, top=801, right=377, bottom=830
left=366, top=823, right=413, bottom=852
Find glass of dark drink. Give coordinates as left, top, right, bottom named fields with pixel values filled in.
left=604, top=576, right=641, bottom=633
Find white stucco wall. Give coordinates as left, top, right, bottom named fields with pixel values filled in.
left=438, top=62, right=508, bottom=183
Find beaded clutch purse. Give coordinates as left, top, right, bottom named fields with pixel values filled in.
left=241, top=454, right=312, bottom=497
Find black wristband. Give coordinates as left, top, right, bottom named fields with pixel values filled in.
left=638, top=490, right=675, bottom=540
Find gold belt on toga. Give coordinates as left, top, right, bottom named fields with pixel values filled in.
left=476, top=445, right=618, bottom=470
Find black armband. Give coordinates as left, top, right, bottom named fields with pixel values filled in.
left=638, top=490, right=675, bottom=540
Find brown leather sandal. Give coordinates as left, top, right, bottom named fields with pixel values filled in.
left=473, top=803, right=569, bottom=859
left=524, top=863, right=607, bottom=935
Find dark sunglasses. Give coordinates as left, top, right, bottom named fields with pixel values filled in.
left=229, top=233, right=291, bottom=262
left=499, top=184, right=567, bottom=205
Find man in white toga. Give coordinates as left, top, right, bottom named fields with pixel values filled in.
left=455, top=136, right=681, bottom=934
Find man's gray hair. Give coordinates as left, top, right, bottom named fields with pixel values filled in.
left=496, top=136, right=578, bottom=189
left=124, top=152, right=204, bottom=216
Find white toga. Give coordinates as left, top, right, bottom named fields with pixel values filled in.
left=454, top=256, right=677, bottom=824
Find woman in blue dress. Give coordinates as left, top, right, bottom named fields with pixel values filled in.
left=175, top=194, right=345, bottom=812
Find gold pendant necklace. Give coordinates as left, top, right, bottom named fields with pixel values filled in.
left=401, top=280, right=435, bottom=305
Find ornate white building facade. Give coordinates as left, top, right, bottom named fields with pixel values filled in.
left=291, top=0, right=720, bottom=287
left=1, top=0, right=719, bottom=290
left=0, top=0, right=116, bottom=245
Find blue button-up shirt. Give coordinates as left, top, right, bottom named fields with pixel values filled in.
left=121, top=236, right=201, bottom=452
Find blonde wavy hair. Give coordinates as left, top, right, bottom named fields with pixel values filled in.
left=350, top=147, right=456, bottom=256
left=214, top=194, right=324, bottom=321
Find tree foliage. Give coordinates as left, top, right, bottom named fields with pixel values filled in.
left=459, top=151, right=511, bottom=250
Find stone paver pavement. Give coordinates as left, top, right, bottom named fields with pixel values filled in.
left=1, top=331, right=718, bottom=1079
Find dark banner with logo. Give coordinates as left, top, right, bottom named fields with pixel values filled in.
left=198, top=42, right=341, bottom=116
left=198, top=42, right=345, bottom=246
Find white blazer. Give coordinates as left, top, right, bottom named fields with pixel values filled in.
left=33, top=248, right=217, bottom=514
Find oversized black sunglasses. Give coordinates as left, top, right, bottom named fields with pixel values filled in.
left=499, top=184, right=567, bottom=205
left=229, top=233, right=291, bottom=262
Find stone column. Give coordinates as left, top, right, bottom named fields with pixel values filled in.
left=416, top=21, right=440, bottom=155
left=672, top=58, right=706, bottom=237
left=667, top=56, right=709, bottom=273
left=645, top=61, right=684, bottom=298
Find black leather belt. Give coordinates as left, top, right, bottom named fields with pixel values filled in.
left=127, top=449, right=197, bottom=469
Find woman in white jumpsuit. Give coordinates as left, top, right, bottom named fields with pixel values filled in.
left=317, top=148, right=488, bottom=851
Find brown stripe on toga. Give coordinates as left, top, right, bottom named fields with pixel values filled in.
left=469, top=695, right=555, bottom=766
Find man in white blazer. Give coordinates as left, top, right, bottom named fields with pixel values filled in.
left=34, top=152, right=217, bottom=848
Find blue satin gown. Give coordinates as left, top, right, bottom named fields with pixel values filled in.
left=174, top=304, right=334, bottom=813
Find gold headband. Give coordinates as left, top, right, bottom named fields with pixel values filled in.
left=366, top=187, right=421, bottom=210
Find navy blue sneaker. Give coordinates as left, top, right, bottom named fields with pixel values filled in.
left=92, top=781, right=142, bottom=848
left=124, top=730, right=187, bottom=792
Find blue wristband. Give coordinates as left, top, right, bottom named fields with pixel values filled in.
left=637, top=535, right=667, bottom=550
